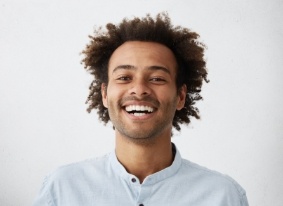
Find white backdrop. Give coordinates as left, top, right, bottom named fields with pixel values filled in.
left=1, top=0, right=283, bottom=205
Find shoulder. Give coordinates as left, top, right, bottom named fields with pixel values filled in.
left=45, top=153, right=111, bottom=186
left=32, top=154, right=112, bottom=206
left=179, top=159, right=248, bottom=204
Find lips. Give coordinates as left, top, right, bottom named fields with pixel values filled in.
left=119, top=96, right=159, bottom=118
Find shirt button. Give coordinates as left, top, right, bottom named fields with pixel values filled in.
left=131, top=178, right=136, bottom=183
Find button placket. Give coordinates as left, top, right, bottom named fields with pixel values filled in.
left=136, top=183, right=151, bottom=206
left=131, top=177, right=137, bottom=183
left=128, top=175, right=141, bottom=201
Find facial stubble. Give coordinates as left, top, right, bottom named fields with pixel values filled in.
left=107, top=95, right=178, bottom=145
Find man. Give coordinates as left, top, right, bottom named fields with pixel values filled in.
left=33, top=13, right=249, bottom=206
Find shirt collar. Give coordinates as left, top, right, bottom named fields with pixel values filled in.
left=109, top=143, right=182, bottom=185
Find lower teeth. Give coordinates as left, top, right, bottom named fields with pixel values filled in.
left=133, top=113, right=146, bottom=116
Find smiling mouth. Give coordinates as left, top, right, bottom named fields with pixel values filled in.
left=125, top=105, right=154, bottom=116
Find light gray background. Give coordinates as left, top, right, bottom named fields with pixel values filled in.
left=1, top=0, right=283, bottom=205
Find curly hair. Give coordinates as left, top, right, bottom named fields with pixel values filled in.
left=81, top=12, right=208, bottom=131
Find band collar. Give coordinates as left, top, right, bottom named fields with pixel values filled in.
left=109, top=143, right=182, bottom=185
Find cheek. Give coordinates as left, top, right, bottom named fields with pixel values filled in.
left=158, top=87, right=177, bottom=99
left=104, top=86, right=122, bottom=104
left=158, top=94, right=178, bottom=108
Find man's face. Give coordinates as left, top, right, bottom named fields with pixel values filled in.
left=102, top=41, right=186, bottom=144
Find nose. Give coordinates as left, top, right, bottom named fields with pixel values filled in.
left=128, top=79, right=151, bottom=97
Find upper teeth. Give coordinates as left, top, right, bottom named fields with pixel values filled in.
left=125, top=105, right=154, bottom=113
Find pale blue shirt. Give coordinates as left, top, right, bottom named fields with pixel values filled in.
left=33, top=145, right=248, bottom=206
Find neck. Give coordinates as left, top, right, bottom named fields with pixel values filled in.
left=115, top=132, right=173, bottom=183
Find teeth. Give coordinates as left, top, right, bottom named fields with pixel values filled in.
left=133, top=113, right=146, bottom=116
left=125, top=105, right=154, bottom=113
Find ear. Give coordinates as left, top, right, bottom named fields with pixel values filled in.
left=176, top=84, right=187, bottom=110
left=101, top=83, right=108, bottom=108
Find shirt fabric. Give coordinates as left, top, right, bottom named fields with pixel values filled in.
left=33, top=144, right=249, bottom=206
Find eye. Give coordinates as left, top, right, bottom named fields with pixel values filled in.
left=151, top=77, right=165, bottom=81
left=116, top=76, right=132, bottom=82
left=150, top=77, right=167, bottom=84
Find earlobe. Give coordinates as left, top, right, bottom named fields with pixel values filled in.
left=176, top=84, right=187, bottom=110
left=101, top=83, right=108, bottom=108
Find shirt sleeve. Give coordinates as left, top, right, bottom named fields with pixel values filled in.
left=241, top=193, right=249, bottom=206
left=32, top=176, right=54, bottom=206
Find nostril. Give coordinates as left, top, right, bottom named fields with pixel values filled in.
left=141, top=91, right=149, bottom=95
left=130, top=91, right=149, bottom=96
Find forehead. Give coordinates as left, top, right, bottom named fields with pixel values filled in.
left=108, top=41, right=177, bottom=73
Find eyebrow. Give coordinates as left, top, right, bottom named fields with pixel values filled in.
left=112, top=65, right=171, bottom=74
